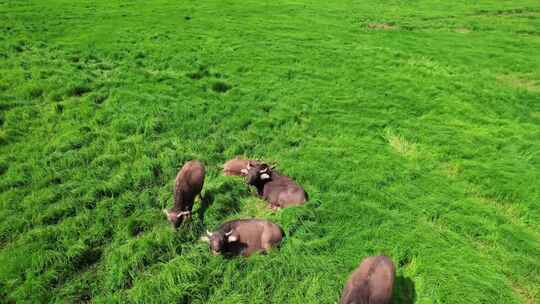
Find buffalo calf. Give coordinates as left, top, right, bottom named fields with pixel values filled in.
left=163, top=160, right=205, bottom=229
left=245, top=163, right=307, bottom=210
left=201, top=219, right=283, bottom=256
left=340, top=255, right=395, bottom=304
left=222, top=156, right=260, bottom=176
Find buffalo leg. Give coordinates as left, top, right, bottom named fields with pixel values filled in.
left=260, top=231, right=276, bottom=253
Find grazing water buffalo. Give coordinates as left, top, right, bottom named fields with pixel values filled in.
left=222, top=156, right=261, bottom=176
left=245, top=163, right=307, bottom=210
left=163, top=160, right=205, bottom=229
left=201, top=219, right=283, bottom=256
left=340, top=255, right=396, bottom=304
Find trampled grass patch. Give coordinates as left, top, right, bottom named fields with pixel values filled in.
left=497, top=74, right=540, bottom=93
left=1, top=0, right=539, bottom=303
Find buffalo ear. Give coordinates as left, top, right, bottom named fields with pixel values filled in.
left=240, top=168, right=248, bottom=175
left=260, top=173, right=271, bottom=180
left=227, top=234, right=238, bottom=242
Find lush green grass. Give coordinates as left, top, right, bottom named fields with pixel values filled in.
left=1, top=0, right=539, bottom=303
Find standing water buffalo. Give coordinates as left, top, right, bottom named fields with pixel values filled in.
left=245, top=163, right=307, bottom=210
left=201, top=219, right=283, bottom=256
left=340, top=255, right=396, bottom=304
left=163, top=160, right=205, bottom=229
left=222, top=156, right=261, bottom=176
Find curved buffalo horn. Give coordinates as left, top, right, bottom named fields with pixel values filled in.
left=206, top=230, right=212, bottom=236
left=176, top=211, right=190, bottom=218
left=225, top=230, right=233, bottom=236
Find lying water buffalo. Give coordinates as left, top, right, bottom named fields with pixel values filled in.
left=340, top=255, right=395, bottom=304
left=163, top=160, right=205, bottom=229
left=222, top=156, right=260, bottom=176
left=245, top=163, right=307, bottom=210
left=201, top=219, right=283, bottom=256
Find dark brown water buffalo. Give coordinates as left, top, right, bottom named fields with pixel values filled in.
left=201, top=219, right=283, bottom=256
left=340, top=255, right=396, bottom=304
left=163, top=160, right=205, bottom=229
left=222, top=156, right=261, bottom=176
left=245, top=163, right=307, bottom=210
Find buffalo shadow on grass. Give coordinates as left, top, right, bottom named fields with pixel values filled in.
left=197, top=191, right=214, bottom=224
left=221, top=241, right=249, bottom=258
left=392, top=276, right=416, bottom=304
left=196, top=178, right=250, bottom=224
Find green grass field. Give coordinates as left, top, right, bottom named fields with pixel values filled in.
left=1, top=0, right=539, bottom=303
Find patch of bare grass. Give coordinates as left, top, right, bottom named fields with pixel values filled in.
left=439, top=162, right=462, bottom=178
left=512, top=282, right=537, bottom=304
left=455, top=27, right=471, bottom=33
left=383, top=129, right=418, bottom=157
left=497, top=74, right=540, bottom=92
left=367, top=22, right=397, bottom=30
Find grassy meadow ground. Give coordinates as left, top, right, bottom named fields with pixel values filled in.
left=1, top=0, right=539, bottom=303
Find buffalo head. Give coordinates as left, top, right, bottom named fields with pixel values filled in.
left=245, top=163, right=273, bottom=185
left=163, top=209, right=191, bottom=229
left=201, top=229, right=238, bottom=255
